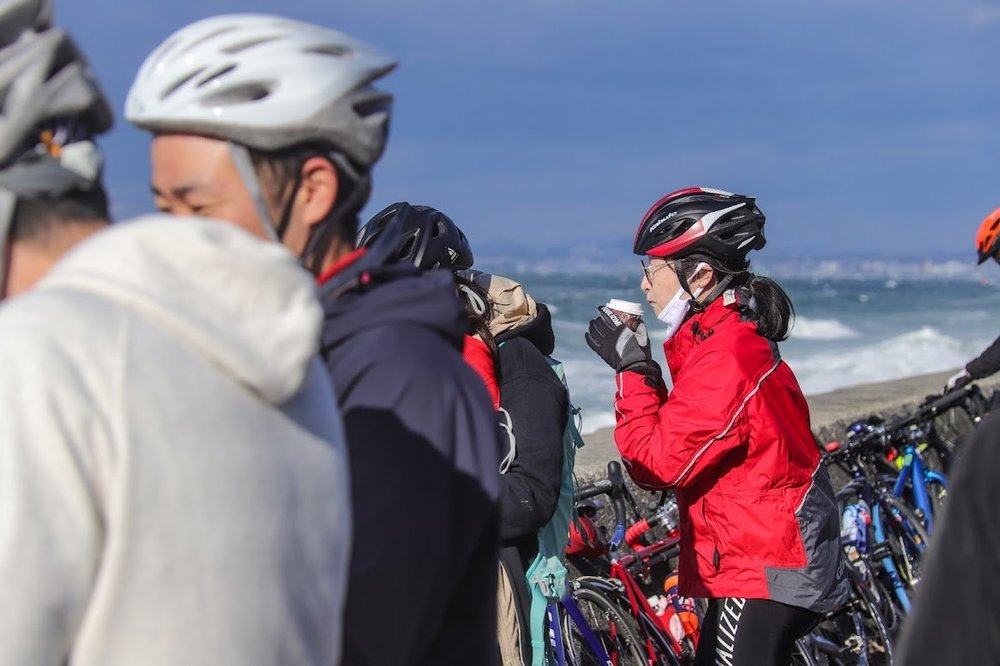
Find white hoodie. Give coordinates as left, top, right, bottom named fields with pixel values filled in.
left=0, top=216, right=350, bottom=665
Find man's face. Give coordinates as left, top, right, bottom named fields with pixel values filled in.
left=150, top=133, right=269, bottom=240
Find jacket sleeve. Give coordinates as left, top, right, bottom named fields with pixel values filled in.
left=498, top=343, right=568, bottom=542
left=0, top=344, right=101, bottom=664
left=613, top=349, right=767, bottom=489
left=966, top=335, right=1000, bottom=380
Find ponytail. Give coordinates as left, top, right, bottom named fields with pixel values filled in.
left=675, top=254, right=794, bottom=342
left=743, top=274, right=794, bottom=341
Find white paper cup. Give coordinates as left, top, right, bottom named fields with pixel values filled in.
left=605, top=299, right=644, bottom=330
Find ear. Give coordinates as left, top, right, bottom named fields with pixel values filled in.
left=296, top=156, right=339, bottom=228
left=689, top=263, right=716, bottom=293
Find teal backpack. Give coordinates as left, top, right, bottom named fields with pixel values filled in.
left=523, top=356, right=586, bottom=665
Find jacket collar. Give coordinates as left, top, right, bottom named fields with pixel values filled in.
left=663, top=296, right=740, bottom=373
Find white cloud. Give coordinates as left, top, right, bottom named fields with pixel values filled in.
left=971, top=5, right=1000, bottom=25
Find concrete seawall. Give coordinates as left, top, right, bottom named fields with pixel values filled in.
left=575, top=368, right=995, bottom=475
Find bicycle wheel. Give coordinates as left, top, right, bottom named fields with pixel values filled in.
left=563, top=587, right=648, bottom=665
left=925, top=477, right=947, bottom=533
left=877, top=494, right=929, bottom=587
left=800, top=579, right=894, bottom=666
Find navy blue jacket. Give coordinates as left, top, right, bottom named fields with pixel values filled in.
left=320, top=247, right=502, bottom=666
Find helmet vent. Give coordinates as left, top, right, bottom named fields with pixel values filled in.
left=221, top=35, right=281, bottom=55
left=202, top=82, right=273, bottom=106
left=180, top=26, right=238, bottom=56
left=305, top=44, right=353, bottom=57
left=160, top=69, right=203, bottom=101
left=398, top=234, right=417, bottom=260
left=196, top=64, right=236, bottom=88
left=352, top=96, right=391, bottom=121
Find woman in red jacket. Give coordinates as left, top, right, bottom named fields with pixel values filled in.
left=586, top=188, right=848, bottom=666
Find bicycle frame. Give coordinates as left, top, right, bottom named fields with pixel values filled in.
left=840, top=473, right=914, bottom=615
left=547, top=595, right=615, bottom=666
left=891, top=442, right=947, bottom=534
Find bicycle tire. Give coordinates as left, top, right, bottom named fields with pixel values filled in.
left=925, top=477, right=946, bottom=526
left=869, top=493, right=928, bottom=620
left=564, top=587, right=648, bottom=665
left=798, top=568, right=894, bottom=666
left=878, top=494, right=929, bottom=583
left=574, top=575, right=689, bottom=666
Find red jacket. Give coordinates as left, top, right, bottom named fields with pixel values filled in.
left=614, top=298, right=847, bottom=612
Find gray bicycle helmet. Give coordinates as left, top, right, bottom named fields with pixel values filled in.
left=0, top=0, right=112, bottom=290
left=125, top=14, right=395, bottom=169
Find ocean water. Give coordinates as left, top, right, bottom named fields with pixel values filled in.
left=502, top=273, right=1000, bottom=435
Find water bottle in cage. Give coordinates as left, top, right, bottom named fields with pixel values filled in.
left=841, top=500, right=870, bottom=562
left=658, top=572, right=699, bottom=643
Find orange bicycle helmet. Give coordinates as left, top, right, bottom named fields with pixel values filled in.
left=976, top=206, right=1000, bottom=264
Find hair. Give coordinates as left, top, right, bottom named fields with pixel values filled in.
left=249, top=143, right=370, bottom=250
left=675, top=253, right=794, bottom=342
left=453, top=272, right=498, bottom=360
left=11, top=185, right=110, bottom=245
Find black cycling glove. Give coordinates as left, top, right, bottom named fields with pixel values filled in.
left=585, top=306, right=661, bottom=382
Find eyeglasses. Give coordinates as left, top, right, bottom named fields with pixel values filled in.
left=640, top=259, right=669, bottom=283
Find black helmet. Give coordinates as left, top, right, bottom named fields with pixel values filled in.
left=357, top=201, right=474, bottom=270
left=633, top=187, right=766, bottom=266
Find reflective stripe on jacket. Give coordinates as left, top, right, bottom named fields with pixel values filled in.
left=613, top=297, right=848, bottom=612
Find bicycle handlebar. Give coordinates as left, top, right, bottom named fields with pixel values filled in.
left=918, top=383, right=981, bottom=419
left=880, top=383, right=981, bottom=435
left=573, top=461, right=628, bottom=552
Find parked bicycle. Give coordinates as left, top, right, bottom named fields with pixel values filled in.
left=565, top=463, right=697, bottom=665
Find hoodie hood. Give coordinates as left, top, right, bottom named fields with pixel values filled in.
left=41, top=215, right=322, bottom=404
left=318, top=243, right=468, bottom=351
left=466, top=270, right=555, bottom=355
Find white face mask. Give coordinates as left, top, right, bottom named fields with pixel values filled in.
left=655, top=262, right=707, bottom=340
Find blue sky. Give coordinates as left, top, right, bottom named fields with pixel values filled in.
left=60, top=0, right=1000, bottom=260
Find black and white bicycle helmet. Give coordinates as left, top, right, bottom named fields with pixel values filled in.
left=633, top=187, right=766, bottom=267
left=357, top=202, right=474, bottom=271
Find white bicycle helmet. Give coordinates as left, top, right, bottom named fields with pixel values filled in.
left=125, top=14, right=396, bottom=169
left=0, top=0, right=112, bottom=291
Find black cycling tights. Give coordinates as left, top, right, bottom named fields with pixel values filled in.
left=694, top=598, right=819, bottom=666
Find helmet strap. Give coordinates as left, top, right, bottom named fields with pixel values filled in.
left=672, top=259, right=707, bottom=313
left=700, top=272, right=736, bottom=307
left=231, top=142, right=371, bottom=276
left=229, top=143, right=280, bottom=243
left=0, top=189, right=13, bottom=299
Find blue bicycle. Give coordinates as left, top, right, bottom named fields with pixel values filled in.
left=824, top=431, right=929, bottom=622
left=873, top=384, right=987, bottom=535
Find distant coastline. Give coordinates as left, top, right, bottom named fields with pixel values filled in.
left=478, top=254, right=992, bottom=283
